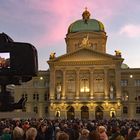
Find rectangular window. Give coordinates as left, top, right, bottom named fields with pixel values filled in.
left=33, top=93, right=39, bottom=101
left=121, top=80, right=128, bottom=86
left=36, top=94, right=39, bottom=101
left=80, top=78, right=90, bottom=93
left=123, top=106, right=128, bottom=114
left=34, top=106, right=38, bottom=113
left=44, top=93, right=48, bottom=101
left=135, top=80, right=140, bottom=86
left=22, top=93, right=28, bottom=101
left=94, top=78, right=104, bottom=92
left=33, top=94, right=36, bottom=100
left=136, top=106, right=140, bottom=114
left=67, top=79, right=75, bottom=92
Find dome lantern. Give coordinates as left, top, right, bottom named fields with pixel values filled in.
left=82, top=7, right=91, bottom=23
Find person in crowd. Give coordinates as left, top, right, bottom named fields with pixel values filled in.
left=12, top=126, right=24, bottom=140
left=45, top=121, right=54, bottom=140
left=1, top=127, right=11, bottom=140
left=79, top=128, right=89, bottom=140
left=98, top=125, right=108, bottom=140
left=109, top=126, right=124, bottom=140
left=25, top=127, right=37, bottom=140
left=134, top=130, right=140, bottom=140
left=54, top=126, right=61, bottom=140
left=22, top=121, right=30, bottom=132
left=57, top=132, right=69, bottom=140
left=88, top=130, right=100, bottom=140
left=36, top=123, right=47, bottom=140
left=127, top=127, right=139, bottom=140
left=61, top=123, right=77, bottom=140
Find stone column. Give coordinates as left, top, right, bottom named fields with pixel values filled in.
left=49, top=66, right=55, bottom=100
left=62, top=70, right=66, bottom=99
left=104, top=68, right=109, bottom=99
left=90, top=68, right=94, bottom=99
left=75, top=68, right=80, bottom=99
left=115, top=67, right=121, bottom=99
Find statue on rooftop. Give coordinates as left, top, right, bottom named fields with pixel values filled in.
left=49, top=52, right=56, bottom=59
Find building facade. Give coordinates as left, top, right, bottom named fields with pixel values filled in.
left=14, top=9, right=140, bottom=119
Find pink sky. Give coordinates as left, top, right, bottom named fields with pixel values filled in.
left=0, top=0, right=140, bottom=70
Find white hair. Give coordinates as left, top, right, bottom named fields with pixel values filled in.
left=13, top=126, right=24, bottom=140
left=26, top=127, right=37, bottom=140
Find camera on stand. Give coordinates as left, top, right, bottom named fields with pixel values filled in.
left=0, top=33, right=38, bottom=111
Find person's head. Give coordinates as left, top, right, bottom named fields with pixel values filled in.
left=58, top=132, right=69, bottom=140
left=26, top=127, right=37, bottom=140
left=88, top=130, right=100, bottom=140
left=136, top=130, right=140, bottom=138
left=22, top=121, right=30, bottom=131
left=39, top=123, right=47, bottom=133
left=81, top=128, right=89, bottom=137
left=3, top=128, right=11, bottom=134
left=13, top=126, right=24, bottom=140
left=98, top=126, right=106, bottom=133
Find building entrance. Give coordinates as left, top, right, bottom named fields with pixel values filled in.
left=95, top=105, right=104, bottom=120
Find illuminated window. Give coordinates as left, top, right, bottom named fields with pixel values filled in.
left=55, top=110, right=60, bottom=117
left=122, top=91, right=129, bottom=101
left=80, top=78, right=89, bottom=92
left=110, top=108, right=116, bottom=117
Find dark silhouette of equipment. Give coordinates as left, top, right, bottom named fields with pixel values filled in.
left=0, top=33, right=38, bottom=111
left=0, top=85, right=27, bottom=111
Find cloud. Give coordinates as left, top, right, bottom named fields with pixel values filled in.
left=0, top=0, right=124, bottom=48
left=119, top=24, right=140, bottom=38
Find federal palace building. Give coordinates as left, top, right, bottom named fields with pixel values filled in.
left=13, top=9, right=140, bottom=120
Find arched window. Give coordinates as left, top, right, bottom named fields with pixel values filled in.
left=110, top=108, right=116, bottom=118
left=67, top=106, right=75, bottom=120
left=55, top=108, right=61, bottom=118
left=95, top=106, right=104, bottom=120
left=81, top=106, right=89, bottom=120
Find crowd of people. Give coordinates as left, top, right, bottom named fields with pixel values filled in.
left=0, top=118, right=140, bottom=140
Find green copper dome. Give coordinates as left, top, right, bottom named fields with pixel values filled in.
left=68, top=9, right=105, bottom=33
